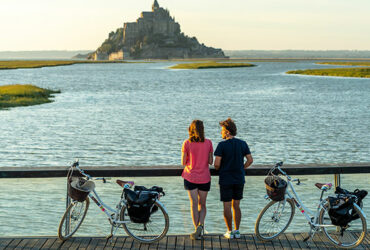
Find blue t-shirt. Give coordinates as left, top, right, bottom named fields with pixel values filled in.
left=214, top=138, right=251, bottom=185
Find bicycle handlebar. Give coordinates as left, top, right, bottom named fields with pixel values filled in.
left=271, top=161, right=292, bottom=181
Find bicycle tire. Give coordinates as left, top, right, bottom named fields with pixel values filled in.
left=58, top=197, right=89, bottom=241
left=319, top=202, right=367, bottom=249
left=255, top=198, right=295, bottom=241
left=120, top=200, right=169, bottom=243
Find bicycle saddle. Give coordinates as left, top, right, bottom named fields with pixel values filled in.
left=315, top=183, right=332, bottom=190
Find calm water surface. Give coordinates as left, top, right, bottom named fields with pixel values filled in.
left=0, top=62, right=369, bottom=166
left=0, top=61, right=369, bottom=235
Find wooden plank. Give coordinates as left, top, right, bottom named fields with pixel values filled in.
left=157, top=235, right=167, bottom=250
left=211, top=235, right=221, bottom=250
left=244, top=234, right=257, bottom=250
left=39, top=238, right=57, bottom=249
left=32, top=238, right=48, bottom=250
left=167, top=236, right=177, bottom=249
left=203, top=235, right=213, bottom=250
left=285, top=233, right=300, bottom=249
left=67, top=237, right=84, bottom=250
left=175, top=235, right=185, bottom=250
left=278, top=234, right=292, bottom=250
left=131, top=238, right=141, bottom=250
left=0, top=239, right=13, bottom=249
left=25, top=238, right=47, bottom=250
left=104, top=236, right=119, bottom=250
left=77, top=237, right=92, bottom=250
left=13, top=238, right=30, bottom=249
left=251, top=234, right=266, bottom=249
left=94, top=237, right=109, bottom=249
left=193, top=237, right=202, bottom=250
left=147, top=238, right=159, bottom=250
left=229, top=237, right=239, bottom=250
left=4, top=238, right=22, bottom=249
left=219, top=235, right=230, bottom=250
left=60, top=237, right=76, bottom=249
left=184, top=234, right=192, bottom=250
left=49, top=238, right=65, bottom=250
left=112, top=236, right=126, bottom=250
left=296, top=233, right=316, bottom=249
left=122, top=236, right=134, bottom=249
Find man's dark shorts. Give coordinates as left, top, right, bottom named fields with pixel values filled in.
left=184, top=179, right=211, bottom=192
left=220, top=184, right=244, bottom=202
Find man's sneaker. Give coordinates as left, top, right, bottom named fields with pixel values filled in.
left=224, top=231, right=234, bottom=239
left=233, top=230, right=241, bottom=239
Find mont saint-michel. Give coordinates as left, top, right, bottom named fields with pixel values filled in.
left=88, top=0, right=226, bottom=60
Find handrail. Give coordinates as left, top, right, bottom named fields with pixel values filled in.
left=1, top=163, right=370, bottom=178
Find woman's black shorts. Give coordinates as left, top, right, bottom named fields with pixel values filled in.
left=184, top=179, right=211, bottom=192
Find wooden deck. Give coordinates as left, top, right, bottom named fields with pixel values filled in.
left=1, top=233, right=369, bottom=249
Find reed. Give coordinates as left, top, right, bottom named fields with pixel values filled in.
left=169, top=61, right=255, bottom=69
left=0, top=60, right=130, bottom=70
left=286, top=68, right=370, bottom=78
left=316, top=62, right=370, bottom=66
left=0, top=84, right=60, bottom=109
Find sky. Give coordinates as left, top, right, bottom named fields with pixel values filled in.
left=0, top=0, right=369, bottom=51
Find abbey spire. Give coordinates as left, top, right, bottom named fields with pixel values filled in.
left=152, top=0, right=159, bottom=11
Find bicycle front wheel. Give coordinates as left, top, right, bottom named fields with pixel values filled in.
left=58, top=197, right=89, bottom=241
left=319, top=203, right=367, bottom=249
left=255, top=198, right=295, bottom=241
left=120, top=200, right=169, bottom=243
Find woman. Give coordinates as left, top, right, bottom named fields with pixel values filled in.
left=181, top=120, right=213, bottom=240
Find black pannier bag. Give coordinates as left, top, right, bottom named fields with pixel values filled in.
left=264, top=176, right=287, bottom=201
left=335, top=187, right=368, bottom=221
left=327, top=196, right=354, bottom=227
left=125, top=186, right=164, bottom=223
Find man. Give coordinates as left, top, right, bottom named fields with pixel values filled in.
left=214, top=118, right=253, bottom=239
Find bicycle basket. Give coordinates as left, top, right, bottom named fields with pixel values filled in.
left=265, top=176, right=287, bottom=201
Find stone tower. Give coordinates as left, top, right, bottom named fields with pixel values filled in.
left=152, top=0, right=159, bottom=11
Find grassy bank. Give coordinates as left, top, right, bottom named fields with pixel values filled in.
left=169, top=61, right=255, bottom=69
left=286, top=68, right=370, bottom=78
left=0, top=60, right=130, bottom=70
left=316, top=62, right=370, bottom=66
left=0, top=84, right=60, bottom=109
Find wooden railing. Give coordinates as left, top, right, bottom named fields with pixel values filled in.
left=1, top=163, right=370, bottom=187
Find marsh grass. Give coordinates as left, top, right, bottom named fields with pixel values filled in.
left=0, top=84, right=60, bottom=109
left=286, top=68, right=370, bottom=78
left=316, top=62, right=370, bottom=66
left=0, top=60, right=130, bottom=70
left=169, top=61, right=255, bottom=69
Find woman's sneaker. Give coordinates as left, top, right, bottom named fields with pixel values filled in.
left=233, top=230, right=241, bottom=239
left=223, top=231, right=234, bottom=239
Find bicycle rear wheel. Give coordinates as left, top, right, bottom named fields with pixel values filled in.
left=255, top=198, right=295, bottom=241
left=120, top=200, right=169, bottom=243
left=319, top=203, right=367, bottom=249
left=58, top=197, right=89, bottom=241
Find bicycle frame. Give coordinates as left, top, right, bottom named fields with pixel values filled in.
left=87, top=189, right=130, bottom=225
left=274, top=166, right=336, bottom=229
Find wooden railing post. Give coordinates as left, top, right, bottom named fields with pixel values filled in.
left=334, top=173, right=341, bottom=188
left=65, top=180, right=70, bottom=235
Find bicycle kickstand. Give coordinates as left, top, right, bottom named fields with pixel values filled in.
left=106, top=224, right=119, bottom=244
left=303, top=227, right=318, bottom=247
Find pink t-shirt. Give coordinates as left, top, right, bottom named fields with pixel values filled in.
left=181, top=138, right=213, bottom=184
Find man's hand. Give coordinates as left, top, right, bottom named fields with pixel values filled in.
left=244, top=154, right=253, bottom=169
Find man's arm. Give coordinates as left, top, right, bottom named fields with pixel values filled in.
left=214, top=156, right=222, bottom=170
left=244, top=154, right=253, bottom=169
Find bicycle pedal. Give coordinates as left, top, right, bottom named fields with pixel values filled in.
left=106, top=234, right=113, bottom=240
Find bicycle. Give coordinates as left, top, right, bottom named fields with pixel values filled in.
left=58, top=160, right=170, bottom=243
left=254, top=162, right=367, bottom=249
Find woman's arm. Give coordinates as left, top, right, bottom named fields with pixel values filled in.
left=181, top=151, right=187, bottom=166
left=208, top=152, right=213, bottom=165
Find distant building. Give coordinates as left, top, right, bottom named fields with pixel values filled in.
left=91, top=0, right=226, bottom=60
